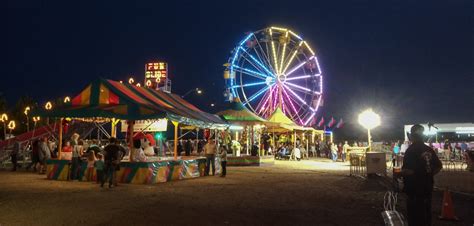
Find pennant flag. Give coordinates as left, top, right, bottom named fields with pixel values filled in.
left=317, top=117, right=325, bottom=127
left=327, top=117, right=336, bottom=128
left=336, top=118, right=344, bottom=128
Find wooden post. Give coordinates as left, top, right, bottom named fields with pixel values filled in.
left=128, top=120, right=134, bottom=162
left=111, top=118, right=119, bottom=138
left=58, top=118, right=63, bottom=159
left=172, top=121, right=179, bottom=160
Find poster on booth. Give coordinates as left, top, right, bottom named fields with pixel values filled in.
left=121, top=119, right=168, bottom=132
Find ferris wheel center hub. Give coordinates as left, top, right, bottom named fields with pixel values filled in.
left=277, top=74, right=286, bottom=82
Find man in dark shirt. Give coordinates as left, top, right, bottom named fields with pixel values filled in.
left=402, top=124, right=442, bottom=226
left=102, top=137, right=121, bottom=188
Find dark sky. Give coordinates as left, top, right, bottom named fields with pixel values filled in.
left=3, top=0, right=473, bottom=139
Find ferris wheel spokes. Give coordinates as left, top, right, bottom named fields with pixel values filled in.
left=242, top=85, right=271, bottom=106
left=232, top=65, right=268, bottom=80
left=281, top=86, right=304, bottom=124
left=252, top=33, right=276, bottom=74
left=239, top=47, right=275, bottom=77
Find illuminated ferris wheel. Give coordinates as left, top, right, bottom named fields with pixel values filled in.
left=224, top=26, right=323, bottom=126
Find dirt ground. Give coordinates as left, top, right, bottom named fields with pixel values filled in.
left=0, top=159, right=472, bottom=226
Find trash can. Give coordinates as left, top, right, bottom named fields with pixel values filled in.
left=366, top=152, right=386, bottom=176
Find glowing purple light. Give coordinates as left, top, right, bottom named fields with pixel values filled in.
left=285, top=82, right=311, bottom=92
left=285, top=75, right=311, bottom=81
left=282, top=84, right=306, bottom=105
left=284, top=56, right=315, bottom=76
left=257, top=85, right=274, bottom=114
left=282, top=86, right=303, bottom=124
left=304, top=112, right=316, bottom=126
left=314, top=56, right=322, bottom=74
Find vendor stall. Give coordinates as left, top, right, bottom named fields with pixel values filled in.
left=46, top=157, right=206, bottom=184
left=33, top=78, right=227, bottom=184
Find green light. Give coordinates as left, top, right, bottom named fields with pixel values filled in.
left=154, top=132, right=162, bottom=140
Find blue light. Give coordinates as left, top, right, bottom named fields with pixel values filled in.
left=244, top=85, right=270, bottom=105
left=239, top=47, right=275, bottom=77
left=233, top=65, right=269, bottom=79
left=239, top=33, right=254, bottom=46
left=231, top=81, right=267, bottom=89
left=230, top=48, right=240, bottom=71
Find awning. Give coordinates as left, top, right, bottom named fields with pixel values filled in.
left=32, top=78, right=227, bottom=129
left=216, top=101, right=266, bottom=125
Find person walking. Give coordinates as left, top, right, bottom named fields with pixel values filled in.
left=203, top=138, right=216, bottom=176
left=219, top=145, right=228, bottom=177
left=401, top=124, right=442, bottom=226
left=184, top=139, right=192, bottom=156
left=95, top=153, right=105, bottom=184
left=70, top=140, right=84, bottom=180
left=10, top=141, right=20, bottom=171
left=26, top=139, right=40, bottom=171
left=38, top=137, right=51, bottom=174
left=330, top=143, right=338, bottom=162
left=102, top=137, right=120, bottom=188
left=342, top=141, right=349, bottom=162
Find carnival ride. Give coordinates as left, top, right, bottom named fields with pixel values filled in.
left=224, top=26, right=323, bottom=126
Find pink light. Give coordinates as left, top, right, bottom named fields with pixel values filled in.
left=272, top=86, right=279, bottom=111
left=282, top=86, right=304, bottom=125
left=282, top=84, right=306, bottom=105
left=258, top=85, right=274, bottom=114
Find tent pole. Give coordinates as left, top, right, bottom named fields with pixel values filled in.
left=58, top=118, right=63, bottom=159
left=172, top=121, right=179, bottom=160
left=128, top=121, right=134, bottom=162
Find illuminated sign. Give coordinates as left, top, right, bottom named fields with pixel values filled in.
left=145, top=62, right=167, bottom=89
left=121, top=119, right=168, bottom=132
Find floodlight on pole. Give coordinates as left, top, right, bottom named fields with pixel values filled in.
left=1, top=113, right=7, bottom=140
left=358, top=109, right=381, bottom=151
left=64, top=96, right=71, bottom=103
left=24, top=107, right=31, bottom=132
left=182, top=88, right=203, bottom=98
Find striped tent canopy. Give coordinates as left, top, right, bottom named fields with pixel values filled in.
left=265, top=108, right=310, bottom=132
left=32, top=79, right=227, bottom=129
left=216, top=100, right=266, bottom=124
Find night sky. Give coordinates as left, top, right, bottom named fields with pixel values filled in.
left=3, top=0, right=473, bottom=139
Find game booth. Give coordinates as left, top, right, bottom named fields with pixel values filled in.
left=217, top=100, right=324, bottom=165
left=33, top=78, right=228, bottom=184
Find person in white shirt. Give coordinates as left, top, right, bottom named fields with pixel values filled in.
left=219, top=145, right=228, bottom=177
left=293, top=145, right=301, bottom=161
left=342, top=141, right=350, bottom=162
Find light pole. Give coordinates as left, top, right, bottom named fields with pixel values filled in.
left=64, top=96, right=71, bottom=103
left=1, top=113, right=8, bottom=140
left=358, top=109, right=381, bottom=152
left=45, top=101, right=52, bottom=125
left=33, top=116, right=40, bottom=130
left=24, top=107, right=30, bottom=132
left=181, top=88, right=202, bottom=98
left=8, top=120, right=15, bottom=136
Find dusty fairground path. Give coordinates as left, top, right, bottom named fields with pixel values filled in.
left=0, top=159, right=472, bottom=226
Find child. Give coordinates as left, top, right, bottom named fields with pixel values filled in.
left=95, top=153, right=105, bottom=185
left=86, top=150, right=96, bottom=181
left=219, top=145, right=227, bottom=177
